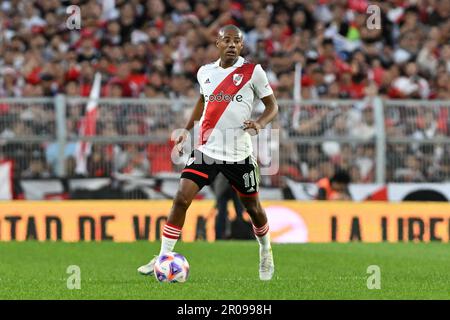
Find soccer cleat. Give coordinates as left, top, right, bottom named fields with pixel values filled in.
left=137, top=256, right=158, bottom=276
left=259, top=248, right=274, bottom=281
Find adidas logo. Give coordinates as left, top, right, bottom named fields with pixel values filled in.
left=186, top=157, right=195, bottom=166
left=204, top=78, right=210, bottom=84
left=247, top=187, right=255, bottom=192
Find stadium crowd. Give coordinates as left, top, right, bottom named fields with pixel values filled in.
left=0, top=0, right=450, bottom=185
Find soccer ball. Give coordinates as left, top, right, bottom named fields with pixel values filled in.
left=154, top=252, right=190, bottom=283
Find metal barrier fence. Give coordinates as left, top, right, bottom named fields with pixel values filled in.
left=279, top=98, right=382, bottom=184
left=384, top=100, right=450, bottom=183
left=1, top=96, right=450, bottom=187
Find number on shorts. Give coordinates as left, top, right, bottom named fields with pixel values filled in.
left=243, top=171, right=256, bottom=188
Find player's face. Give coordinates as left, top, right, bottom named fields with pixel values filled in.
left=216, top=30, right=243, bottom=64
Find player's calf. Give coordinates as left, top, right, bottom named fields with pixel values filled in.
left=240, top=197, right=274, bottom=280
left=169, top=191, right=191, bottom=221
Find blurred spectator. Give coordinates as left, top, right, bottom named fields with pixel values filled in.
left=317, top=169, right=352, bottom=200
left=21, top=151, right=50, bottom=178
left=394, top=154, right=426, bottom=182
left=116, top=144, right=150, bottom=176
left=0, top=0, right=449, bottom=185
left=87, top=144, right=113, bottom=177
left=65, top=156, right=77, bottom=178
left=0, top=0, right=447, bottom=100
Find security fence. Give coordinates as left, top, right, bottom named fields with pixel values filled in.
left=384, top=100, right=450, bottom=183
left=1, top=96, right=450, bottom=196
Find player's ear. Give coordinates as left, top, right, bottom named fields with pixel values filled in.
left=238, top=38, right=244, bottom=49
left=216, top=39, right=219, bottom=48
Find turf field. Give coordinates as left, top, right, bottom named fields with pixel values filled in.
left=0, top=242, right=448, bottom=299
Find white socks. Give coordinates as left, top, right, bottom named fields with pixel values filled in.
left=159, top=223, right=182, bottom=255
left=253, top=223, right=271, bottom=252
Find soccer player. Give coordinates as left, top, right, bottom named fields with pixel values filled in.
left=138, top=25, right=278, bottom=280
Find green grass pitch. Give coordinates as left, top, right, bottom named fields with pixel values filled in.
left=0, top=242, right=448, bottom=299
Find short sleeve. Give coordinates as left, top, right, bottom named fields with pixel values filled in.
left=197, top=66, right=204, bottom=94
left=252, top=64, right=273, bottom=99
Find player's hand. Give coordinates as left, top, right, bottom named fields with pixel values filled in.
left=175, top=131, right=188, bottom=155
left=242, top=120, right=262, bottom=136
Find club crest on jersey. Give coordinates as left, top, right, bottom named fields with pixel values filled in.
left=233, top=74, right=243, bottom=86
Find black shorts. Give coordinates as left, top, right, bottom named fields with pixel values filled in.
left=181, top=150, right=259, bottom=197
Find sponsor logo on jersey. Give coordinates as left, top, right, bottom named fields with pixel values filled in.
left=204, top=92, right=243, bottom=102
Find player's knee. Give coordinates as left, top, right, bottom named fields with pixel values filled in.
left=244, top=201, right=263, bottom=217
left=173, top=191, right=191, bottom=210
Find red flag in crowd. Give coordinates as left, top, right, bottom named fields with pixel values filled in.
left=75, top=72, right=102, bottom=175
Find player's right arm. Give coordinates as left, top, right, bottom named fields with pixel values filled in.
left=175, top=95, right=204, bottom=155
left=184, top=95, right=205, bottom=132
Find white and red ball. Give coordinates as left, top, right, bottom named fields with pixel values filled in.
left=154, top=252, right=190, bottom=283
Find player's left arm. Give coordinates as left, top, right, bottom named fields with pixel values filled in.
left=243, top=64, right=278, bottom=134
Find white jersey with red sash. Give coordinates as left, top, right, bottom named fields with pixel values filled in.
left=196, top=56, right=273, bottom=162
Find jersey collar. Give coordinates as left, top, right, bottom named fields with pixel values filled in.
left=214, top=56, right=244, bottom=68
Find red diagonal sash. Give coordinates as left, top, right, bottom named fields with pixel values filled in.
left=200, top=63, right=256, bottom=145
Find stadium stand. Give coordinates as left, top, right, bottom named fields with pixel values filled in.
left=0, top=0, right=449, bottom=199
